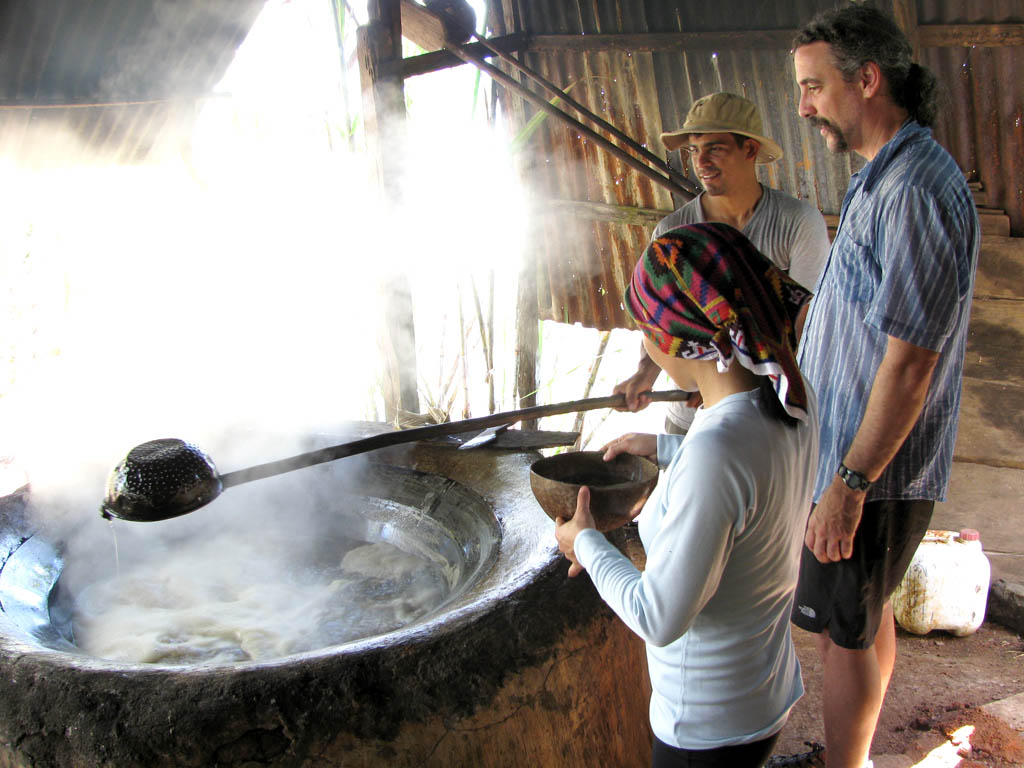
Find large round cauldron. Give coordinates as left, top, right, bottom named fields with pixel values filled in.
left=0, top=433, right=649, bottom=767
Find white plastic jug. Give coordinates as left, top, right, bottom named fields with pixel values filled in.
left=891, top=529, right=991, bottom=636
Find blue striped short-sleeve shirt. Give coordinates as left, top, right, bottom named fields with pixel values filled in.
left=799, top=120, right=980, bottom=502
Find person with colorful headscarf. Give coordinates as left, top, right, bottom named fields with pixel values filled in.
left=555, top=222, right=820, bottom=768
left=612, top=91, right=829, bottom=436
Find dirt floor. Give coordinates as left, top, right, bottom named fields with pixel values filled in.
left=774, top=620, right=1024, bottom=766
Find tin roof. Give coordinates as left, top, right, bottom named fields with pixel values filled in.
left=0, top=0, right=263, bottom=164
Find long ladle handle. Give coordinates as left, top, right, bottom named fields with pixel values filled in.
left=218, top=390, right=690, bottom=489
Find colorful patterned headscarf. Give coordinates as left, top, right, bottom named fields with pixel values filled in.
left=626, top=222, right=812, bottom=421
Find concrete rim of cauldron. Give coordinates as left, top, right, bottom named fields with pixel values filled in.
left=0, top=440, right=626, bottom=767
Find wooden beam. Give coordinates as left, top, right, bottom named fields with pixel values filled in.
left=401, top=32, right=527, bottom=78
left=918, top=23, right=1024, bottom=48
left=491, top=430, right=579, bottom=450
left=399, top=0, right=456, bottom=51
left=527, top=25, right=1024, bottom=54
left=399, top=0, right=475, bottom=53
left=397, top=23, right=1023, bottom=82
left=530, top=30, right=796, bottom=53
left=400, top=0, right=448, bottom=51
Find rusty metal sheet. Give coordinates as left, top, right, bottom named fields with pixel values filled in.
left=920, top=0, right=1024, bottom=237
left=494, top=0, right=1022, bottom=331
left=497, top=0, right=845, bottom=329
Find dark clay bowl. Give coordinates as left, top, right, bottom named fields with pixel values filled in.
left=529, top=451, right=658, bottom=532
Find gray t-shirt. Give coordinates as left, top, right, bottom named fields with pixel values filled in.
left=654, top=185, right=829, bottom=292
left=653, top=185, right=829, bottom=429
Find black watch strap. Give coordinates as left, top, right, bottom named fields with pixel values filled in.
left=837, top=462, right=872, bottom=492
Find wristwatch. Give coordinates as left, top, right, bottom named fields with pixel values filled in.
left=837, top=462, right=872, bottom=492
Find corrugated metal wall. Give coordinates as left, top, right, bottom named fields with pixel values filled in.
left=492, top=0, right=1023, bottom=331
left=919, top=0, right=1024, bottom=238
left=0, top=0, right=1018, bottom=327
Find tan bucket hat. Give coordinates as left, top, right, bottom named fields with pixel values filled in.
left=660, top=92, right=784, bottom=164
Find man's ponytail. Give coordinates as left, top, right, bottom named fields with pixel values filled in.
left=903, top=62, right=940, bottom=128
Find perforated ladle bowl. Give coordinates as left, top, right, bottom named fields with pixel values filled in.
left=102, top=438, right=222, bottom=522
left=100, top=390, right=692, bottom=522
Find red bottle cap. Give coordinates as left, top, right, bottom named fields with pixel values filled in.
left=959, top=528, right=981, bottom=541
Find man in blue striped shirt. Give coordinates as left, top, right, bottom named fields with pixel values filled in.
left=785, top=6, right=980, bottom=768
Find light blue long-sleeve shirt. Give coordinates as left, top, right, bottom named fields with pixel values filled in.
left=575, top=387, right=818, bottom=749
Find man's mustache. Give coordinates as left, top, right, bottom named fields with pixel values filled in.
left=809, top=116, right=837, bottom=132
left=808, top=115, right=849, bottom=152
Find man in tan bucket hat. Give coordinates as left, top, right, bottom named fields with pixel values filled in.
left=660, top=91, right=785, bottom=164
left=615, top=92, right=829, bottom=434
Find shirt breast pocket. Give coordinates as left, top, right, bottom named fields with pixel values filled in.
left=830, top=229, right=879, bottom=304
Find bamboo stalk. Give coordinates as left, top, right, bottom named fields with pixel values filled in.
left=458, top=281, right=470, bottom=419
left=440, top=351, right=461, bottom=409
left=572, top=331, right=610, bottom=448
left=331, top=0, right=356, bottom=152
left=469, top=275, right=493, bottom=413
left=580, top=408, right=613, bottom=452
left=487, top=269, right=495, bottom=413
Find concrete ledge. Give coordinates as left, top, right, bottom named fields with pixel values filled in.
left=986, top=580, right=1024, bottom=634
left=982, top=691, right=1024, bottom=732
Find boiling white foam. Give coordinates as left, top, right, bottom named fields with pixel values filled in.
left=72, top=536, right=449, bottom=665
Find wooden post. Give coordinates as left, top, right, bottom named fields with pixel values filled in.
left=891, top=0, right=921, bottom=61
left=487, top=10, right=538, bottom=431
left=358, top=0, right=420, bottom=419
left=515, top=245, right=539, bottom=430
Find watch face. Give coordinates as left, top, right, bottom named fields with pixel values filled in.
left=839, top=465, right=869, bottom=491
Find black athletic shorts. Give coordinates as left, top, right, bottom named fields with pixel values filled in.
left=791, top=498, right=934, bottom=650
left=651, top=732, right=780, bottom=768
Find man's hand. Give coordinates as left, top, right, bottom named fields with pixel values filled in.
left=804, top=479, right=865, bottom=562
left=601, top=433, right=658, bottom=465
left=613, top=353, right=661, bottom=411
left=555, top=487, right=597, bottom=577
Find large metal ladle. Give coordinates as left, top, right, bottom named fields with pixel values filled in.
left=100, top=390, right=690, bottom=523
